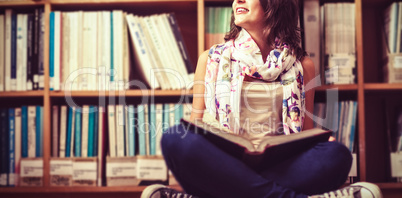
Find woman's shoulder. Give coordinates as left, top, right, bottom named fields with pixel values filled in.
left=300, top=56, right=315, bottom=74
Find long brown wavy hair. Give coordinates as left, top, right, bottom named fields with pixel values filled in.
left=224, top=0, right=307, bottom=60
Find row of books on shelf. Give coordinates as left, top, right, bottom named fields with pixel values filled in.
left=382, top=2, right=402, bottom=83
left=303, top=1, right=356, bottom=85
left=0, top=102, right=191, bottom=187
left=205, top=6, right=231, bottom=49
left=0, top=106, right=44, bottom=187
left=314, top=100, right=358, bottom=152
left=0, top=9, right=45, bottom=92
left=48, top=10, right=194, bottom=91
left=0, top=8, right=195, bottom=92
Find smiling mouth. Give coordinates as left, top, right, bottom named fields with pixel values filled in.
left=236, top=8, right=249, bottom=14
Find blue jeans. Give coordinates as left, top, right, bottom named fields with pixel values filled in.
left=162, top=124, right=352, bottom=198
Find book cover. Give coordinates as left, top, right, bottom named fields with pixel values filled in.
left=93, top=106, right=98, bottom=157
left=63, top=106, right=71, bottom=157
left=26, top=13, right=34, bottom=91
left=32, top=9, right=40, bottom=90
left=16, top=14, right=28, bottom=91
left=4, top=9, right=13, bottom=91
left=155, top=104, right=163, bottom=155
left=38, top=8, right=45, bottom=90
left=21, top=106, right=28, bottom=158
left=10, top=12, right=17, bottom=91
left=98, top=106, right=106, bottom=186
left=49, top=12, right=55, bottom=91
left=115, top=104, right=125, bottom=157
left=180, top=114, right=332, bottom=170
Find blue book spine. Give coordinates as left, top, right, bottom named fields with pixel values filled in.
left=174, top=104, right=183, bottom=125
left=149, top=104, right=156, bottom=156
left=110, top=12, right=114, bottom=83
left=336, top=102, right=342, bottom=142
left=88, top=106, right=95, bottom=157
left=74, top=108, right=82, bottom=157
left=65, top=107, right=73, bottom=157
left=49, top=12, right=54, bottom=91
left=349, top=101, right=358, bottom=152
left=163, top=104, right=170, bottom=132
left=137, top=105, right=146, bottom=156
left=93, top=107, right=98, bottom=156
left=21, top=106, right=28, bottom=158
left=1, top=109, right=9, bottom=186
left=11, top=13, right=17, bottom=90
left=35, top=106, right=42, bottom=157
left=128, top=105, right=135, bottom=156
left=8, top=108, right=15, bottom=187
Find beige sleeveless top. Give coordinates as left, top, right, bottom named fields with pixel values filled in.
left=239, top=80, right=284, bottom=147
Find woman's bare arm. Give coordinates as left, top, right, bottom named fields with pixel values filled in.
left=190, top=50, right=209, bottom=121
left=301, top=57, right=316, bottom=130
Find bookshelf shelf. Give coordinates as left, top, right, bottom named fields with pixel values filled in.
left=0, top=91, right=45, bottom=97
left=364, top=83, right=402, bottom=91
left=315, top=84, right=358, bottom=92
left=49, top=0, right=197, bottom=4
left=49, top=89, right=193, bottom=97
left=0, top=1, right=45, bottom=7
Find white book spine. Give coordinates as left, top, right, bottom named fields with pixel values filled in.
left=108, top=105, right=117, bottom=157
left=52, top=105, right=59, bottom=157
left=53, top=11, right=61, bottom=91
left=67, top=12, right=78, bottom=90
left=83, top=12, right=98, bottom=91
left=81, top=105, right=89, bottom=157
left=155, top=104, right=163, bottom=155
left=144, top=104, right=150, bottom=155
left=116, top=104, right=125, bottom=157
left=59, top=105, right=67, bottom=157
left=5, top=9, right=12, bottom=91
left=14, top=108, right=21, bottom=186
left=183, top=103, right=192, bottom=120
left=76, top=11, right=83, bottom=90
left=123, top=12, right=130, bottom=90
left=113, top=10, right=124, bottom=90
left=0, top=15, right=4, bottom=91
left=27, top=106, right=36, bottom=158
left=97, top=106, right=104, bottom=186
left=124, top=106, right=129, bottom=155
left=61, top=12, right=70, bottom=91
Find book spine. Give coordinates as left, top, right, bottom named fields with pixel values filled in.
left=166, top=13, right=194, bottom=74
left=35, top=106, right=43, bottom=157
left=32, top=9, right=40, bottom=90
left=53, top=11, right=61, bottom=91
left=87, top=106, right=95, bottom=157
left=149, top=104, right=156, bottom=155
left=4, top=10, right=12, bottom=91
left=0, top=109, right=9, bottom=186
left=93, top=106, right=98, bottom=156
left=116, top=104, right=125, bottom=157
left=14, top=108, right=21, bottom=186
left=349, top=101, right=358, bottom=151
left=0, top=15, right=4, bottom=91
left=74, top=108, right=82, bottom=157
left=10, top=13, right=17, bottom=91
left=144, top=104, right=150, bottom=155
left=137, top=104, right=146, bottom=156
left=61, top=106, right=69, bottom=158
left=49, top=12, right=55, bottom=91
left=65, top=106, right=75, bottom=157
left=155, top=104, right=163, bottom=155
left=97, top=106, right=105, bottom=186
left=108, top=105, right=116, bottom=157
left=21, top=106, right=28, bottom=158
left=26, top=13, right=34, bottom=91
left=8, top=108, right=15, bottom=187
left=38, top=9, right=44, bottom=90
left=81, top=105, right=89, bottom=157
left=52, top=105, right=59, bottom=157
left=124, top=105, right=129, bottom=155
left=128, top=105, right=135, bottom=156
left=27, top=106, right=36, bottom=158
left=110, top=12, right=114, bottom=89
left=163, top=103, right=170, bottom=132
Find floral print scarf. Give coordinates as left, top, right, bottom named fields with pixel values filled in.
left=204, top=28, right=305, bottom=135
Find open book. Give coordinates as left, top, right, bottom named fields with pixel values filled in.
left=180, top=114, right=332, bottom=170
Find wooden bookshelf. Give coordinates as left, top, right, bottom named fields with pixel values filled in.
left=1, top=0, right=402, bottom=197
